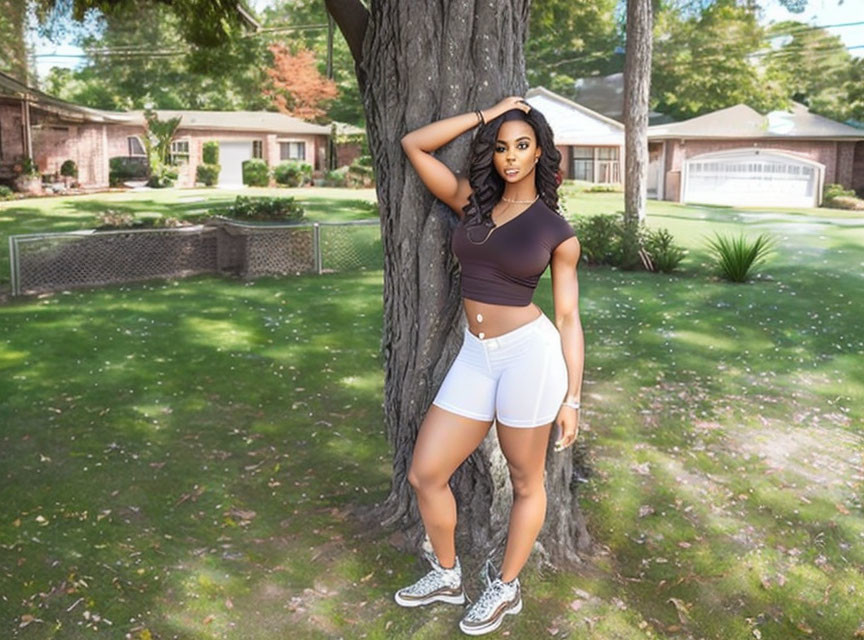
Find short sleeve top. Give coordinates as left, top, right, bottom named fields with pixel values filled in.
left=451, top=198, right=575, bottom=306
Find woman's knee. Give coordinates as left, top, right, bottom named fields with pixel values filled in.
left=510, top=474, right=546, bottom=499
left=407, top=462, right=449, bottom=491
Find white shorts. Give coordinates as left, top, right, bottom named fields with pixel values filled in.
left=431, top=311, right=568, bottom=428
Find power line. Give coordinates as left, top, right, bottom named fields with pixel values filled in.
left=32, top=19, right=864, bottom=66
left=545, top=20, right=864, bottom=68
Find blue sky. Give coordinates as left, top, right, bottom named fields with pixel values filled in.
left=31, top=0, right=863, bottom=79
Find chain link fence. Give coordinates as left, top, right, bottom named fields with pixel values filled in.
left=8, top=217, right=382, bottom=297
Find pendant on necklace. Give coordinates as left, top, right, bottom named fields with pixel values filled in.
left=476, top=313, right=483, bottom=323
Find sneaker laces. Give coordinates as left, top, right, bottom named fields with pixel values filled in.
left=463, top=557, right=512, bottom=617
left=403, top=550, right=459, bottom=595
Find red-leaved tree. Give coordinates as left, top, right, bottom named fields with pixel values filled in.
left=264, top=43, right=339, bottom=122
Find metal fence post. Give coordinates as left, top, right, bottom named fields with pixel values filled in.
left=313, top=222, right=322, bottom=274
left=9, top=235, right=18, bottom=297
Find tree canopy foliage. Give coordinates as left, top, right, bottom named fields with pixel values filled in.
left=25, top=0, right=864, bottom=126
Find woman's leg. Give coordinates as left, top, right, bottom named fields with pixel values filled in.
left=407, top=404, right=494, bottom=568
left=495, top=421, right=553, bottom=582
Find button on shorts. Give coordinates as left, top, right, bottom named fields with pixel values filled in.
left=431, top=312, right=568, bottom=428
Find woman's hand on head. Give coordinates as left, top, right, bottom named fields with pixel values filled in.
left=482, top=96, right=531, bottom=123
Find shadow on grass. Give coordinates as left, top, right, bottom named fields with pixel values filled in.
left=2, top=199, right=864, bottom=638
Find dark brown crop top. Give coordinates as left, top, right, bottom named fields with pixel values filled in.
left=451, top=198, right=576, bottom=306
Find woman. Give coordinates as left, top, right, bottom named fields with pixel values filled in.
left=394, top=95, right=584, bottom=636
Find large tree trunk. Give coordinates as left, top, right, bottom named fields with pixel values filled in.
left=623, top=0, right=653, bottom=223
left=326, top=0, right=592, bottom=574
left=0, top=0, right=31, bottom=85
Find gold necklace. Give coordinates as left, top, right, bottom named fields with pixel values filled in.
left=501, top=194, right=539, bottom=204
left=465, top=195, right=540, bottom=245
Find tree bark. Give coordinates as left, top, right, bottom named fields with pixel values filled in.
left=327, top=0, right=593, bottom=574
left=0, top=0, right=31, bottom=85
left=623, top=0, right=653, bottom=224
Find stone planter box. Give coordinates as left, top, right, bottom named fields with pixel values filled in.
left=7, top=217, right=348, bottom=296
left=14, top=175, right=42, bottom=195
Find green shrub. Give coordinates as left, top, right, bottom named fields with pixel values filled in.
left=273, top=160, right=313, bottom=187
left=60, top=159, right=78, bottom=179
left=346, top=155, right=375, bottom=188
left=202, top=141, right=219, bottom=165
left=109, top=156, right=148, bottom=186
left=571, top=212, right=675, bottom=271
left=17, top=156, right=39, bottom=177
left=94, top=209, right=136, bottom=229
left=242, top=158, right=270, bottom=187
left=146, top=165, right=178, bottom=188
left=642, top=227, right=687, bottom=273
left=703, top=232, right=776, bottom=283
left=584, top=183, right=622, bottom=193
left=826, top=195, right=864, bottom=210
left=323, top=166, right=349, bottom=187
left=824, top=183, right=855, bottom=201
left=0, top=185, right=14, bottom=200
left=224, top=195, right=305, bottom=222
left=822, top=183, right=864, bottom=210
left=571, top=213, right=619, bottom=265
left=94, top=210, right=195, bottom=230
left=614, top=217, right=650, bottom=270
left=196, top=163, right=220, bottom=186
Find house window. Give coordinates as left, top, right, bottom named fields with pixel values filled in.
left=252, top=140, right=263, bottom=159
left=279, top=141, right=305, bottom=161
left=170, top=139, right=190, bottom=165
left=596, top=147, right=620, bottom=183
left=569, top=146, right=621, bottom=183
left=127, top=136, right=146, bottom=157
left=597, top=147, right=619, bottom=161
left=570, top=146, right=594, bottom=182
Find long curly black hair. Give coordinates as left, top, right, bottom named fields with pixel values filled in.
left=460, top=106, right=562, bottom=235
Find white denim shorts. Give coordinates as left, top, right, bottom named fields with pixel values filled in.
left=431, top=311, right=568, bottom=428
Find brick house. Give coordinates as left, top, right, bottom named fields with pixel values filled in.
left=526, top=84, right=864, bottom=209
left=525, top=86, right=626, bottom=185
left=0, top=70, right=364, bottom=191
left=647, top=102, right=864, bottom=208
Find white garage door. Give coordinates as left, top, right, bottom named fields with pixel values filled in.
left=218, top=141, right=253, bottom=188
left=682, top=149, right=824, bottom=208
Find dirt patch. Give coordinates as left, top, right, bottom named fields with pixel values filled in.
left=722, top=415, right=863, bottom=492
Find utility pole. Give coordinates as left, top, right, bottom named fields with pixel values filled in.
left=326, top=12, right=336, bottom=170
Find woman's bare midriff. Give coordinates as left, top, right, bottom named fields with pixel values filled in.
left=462, top=297, right=542, bottom=339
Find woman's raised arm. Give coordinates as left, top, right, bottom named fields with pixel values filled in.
left=400, top=111, right=482, bottom=216
left=400, top=97, right=531, bottom=216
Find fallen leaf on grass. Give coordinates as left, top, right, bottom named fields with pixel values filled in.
left=18, top=614, right=41, bottom=628
left=174, top=485, right=205, bottom=507
left=228, top=508, right=256, bottom=521
left=631, top=462, right=651, bottom=476
left=795, top=620, right=813, bottom=634
left=667, top=597, right=692, bottom=624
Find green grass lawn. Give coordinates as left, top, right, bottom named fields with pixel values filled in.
left=1, top=187, right=863, bottom=639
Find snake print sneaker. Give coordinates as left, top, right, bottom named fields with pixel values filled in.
left=458, top=558, right=522, bottom=635
left=394, top=549, right=466, bottom=607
